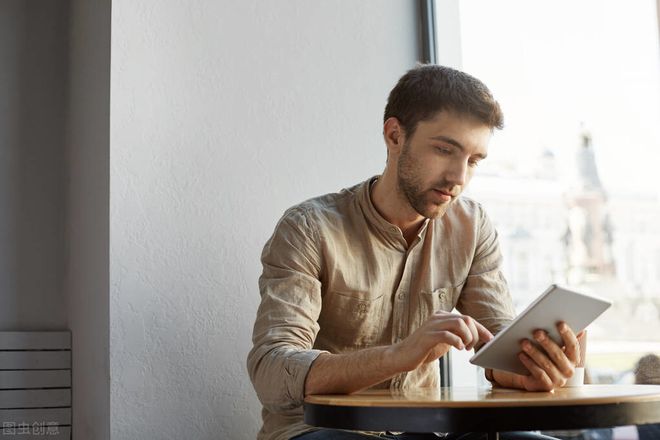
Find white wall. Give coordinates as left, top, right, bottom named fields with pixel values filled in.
left=110, top=1, right=419, bottom=438
left=66, top=0, right=111, bottom=438
left=0, top=1, right=68, bottom=330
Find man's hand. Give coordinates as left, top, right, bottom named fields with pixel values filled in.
left=517, top=322, right=583, bottom=391
left=493, top=322, right=583, bottom=392
left=392, top=311, right=494, bottom=372
left=305, top=311, right=493, bottom=396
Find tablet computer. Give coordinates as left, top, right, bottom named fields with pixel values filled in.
left=469, top=284, right=611, bottom=375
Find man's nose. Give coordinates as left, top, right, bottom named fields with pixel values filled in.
left=447, top=160, right=468, bottom=186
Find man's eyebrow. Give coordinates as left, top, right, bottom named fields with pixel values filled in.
left=430, top=135, right=487, bottom=159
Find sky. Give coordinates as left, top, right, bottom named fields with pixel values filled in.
left=455, top=0, right=660, bottom=197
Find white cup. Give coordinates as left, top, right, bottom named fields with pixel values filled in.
left=563, top=367, right=585, bottom=387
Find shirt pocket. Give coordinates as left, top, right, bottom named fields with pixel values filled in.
left=419, top=281, right=465, bottom=317
left=319, top=290, right=384, bottom=348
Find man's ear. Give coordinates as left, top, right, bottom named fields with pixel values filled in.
left=383, top=117, right=406, bottom=157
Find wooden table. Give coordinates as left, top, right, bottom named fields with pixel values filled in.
left=304, top=385, right=660, bottom=440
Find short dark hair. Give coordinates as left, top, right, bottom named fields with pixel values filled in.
left=384, top=64, right=504, bottom=137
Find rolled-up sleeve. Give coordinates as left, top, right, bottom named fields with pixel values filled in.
left=247, top=207, right=329, bottom=413
left=456, top=204, right=516, bottom=335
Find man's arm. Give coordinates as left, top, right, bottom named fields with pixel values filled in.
left=455, top=204, right=517, bottom=346
left=248, top=207, right=494, bottom=409
left=247, top=208, right=328, bottom=412
left=455, top=204, right=580, bottom=391
left=305, top=311, right=493, bottom=395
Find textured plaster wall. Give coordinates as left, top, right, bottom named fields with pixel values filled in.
left=0, top=1, right=68, bottom=330
left=66, top=0, right=111, bottom=438
left=110, top=1, right=418, bottom=438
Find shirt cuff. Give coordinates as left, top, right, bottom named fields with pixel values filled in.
left=284, top=349, right=329, bottom=406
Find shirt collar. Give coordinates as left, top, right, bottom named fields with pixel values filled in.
left=357, top=176, right=431, bottom=249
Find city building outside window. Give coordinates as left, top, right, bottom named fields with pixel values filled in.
left=433, top=0, right=660, bottom=387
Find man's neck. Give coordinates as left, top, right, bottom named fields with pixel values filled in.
left=371, top=173, right=426, bottom=245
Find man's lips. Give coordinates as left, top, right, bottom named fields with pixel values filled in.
left=431, top=188, right=455, bottom=202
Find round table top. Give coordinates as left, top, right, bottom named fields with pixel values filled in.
left=305, top=384, right=660, bottom=408
left=304, top=385, right=660, bottom=433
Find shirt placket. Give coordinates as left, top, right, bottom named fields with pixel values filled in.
left=389, top=242, right=421, bottom=390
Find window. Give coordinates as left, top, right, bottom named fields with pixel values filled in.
left=433, top=0, right=660, bottom=386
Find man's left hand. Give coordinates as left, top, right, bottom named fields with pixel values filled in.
left=515, top=321, right=582, bottom=391
left=491, top=322, right=584, bottom=392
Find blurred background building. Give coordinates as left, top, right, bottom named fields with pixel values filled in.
left=465, top=129, right=660, bottom=382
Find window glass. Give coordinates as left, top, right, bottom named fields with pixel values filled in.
left=443, top=0, right=660, bottom=385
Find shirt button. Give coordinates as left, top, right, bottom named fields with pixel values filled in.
left=397, top=293, right=405, bottom=301
left=389, top=227, right=397, bottom=233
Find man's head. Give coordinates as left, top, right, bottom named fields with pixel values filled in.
left=382, top=65, right=503, bottom=220
left=384, top=64, right=503, bottom=139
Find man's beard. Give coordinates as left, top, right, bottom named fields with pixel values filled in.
left=397, top=142, right=453, bottom=219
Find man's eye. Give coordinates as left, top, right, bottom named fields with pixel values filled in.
left=468, top=160, right=480, bottom=168
left=436, top=147, right=452, bottom=155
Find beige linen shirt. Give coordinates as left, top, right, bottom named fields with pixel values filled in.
left=247, top=177, right=516, bottom=440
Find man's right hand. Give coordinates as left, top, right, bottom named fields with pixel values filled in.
left=390, top=311, right=494, bottom=372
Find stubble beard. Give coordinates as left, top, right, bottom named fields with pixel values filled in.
left=397, top=142, right=452, bottom=219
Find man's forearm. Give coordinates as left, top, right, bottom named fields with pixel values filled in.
left=304, top=345, right=404, bottom=396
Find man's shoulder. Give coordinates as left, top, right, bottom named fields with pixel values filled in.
left=446, top=195, right=487, bottom=221
left=442, top=196, right=498, bottom=242
left=279, top=180, right=365, bottom=226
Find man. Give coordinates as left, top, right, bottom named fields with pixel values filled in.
left=247, top=65, right=581, bottom=440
